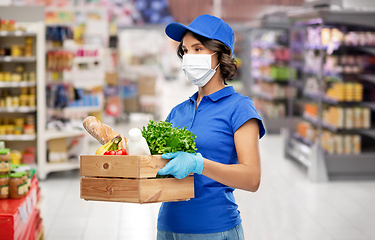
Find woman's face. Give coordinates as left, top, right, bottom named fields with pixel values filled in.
left=182, top=32, right=219, bottom=70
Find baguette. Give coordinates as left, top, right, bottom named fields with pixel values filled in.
left=83, top=116, right=127, bottom=149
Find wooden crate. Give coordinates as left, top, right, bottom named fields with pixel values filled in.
left=80, top=155, right=194, bottom=203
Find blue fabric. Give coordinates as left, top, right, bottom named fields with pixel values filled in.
left=157, top=86, right=265, bottom=234
left=157, top=223, right=244, bottom=240
left=165, top=14, right=235, bottom=53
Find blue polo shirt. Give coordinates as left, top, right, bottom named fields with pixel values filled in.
left=157, top=86, right=265, bottom=234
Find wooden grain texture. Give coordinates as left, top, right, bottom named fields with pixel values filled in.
left=80, top=176, right=194, bottom=203
left=80, top=177, right=140, bottom=203
left=138, top=155, right=169, bottom=178
left=139, top=177, right=194, bottom=203
left=80, top=155, right=170, bottom=178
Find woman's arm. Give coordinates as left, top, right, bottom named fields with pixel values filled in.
left=201, top=118, right=261, bottom=192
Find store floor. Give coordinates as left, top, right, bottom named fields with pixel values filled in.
left=39, top=80, right=375, bottom=240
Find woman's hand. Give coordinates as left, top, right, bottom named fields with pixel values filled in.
left=158, top=152, right=204, bottom=179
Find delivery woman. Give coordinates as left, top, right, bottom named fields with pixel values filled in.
left=157, top=14, right=266, bottom=240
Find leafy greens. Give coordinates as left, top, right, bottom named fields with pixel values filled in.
left=141, top=118, right=197, bottom=155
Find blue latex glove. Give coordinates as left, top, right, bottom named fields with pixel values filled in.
left=158, top=152, right=204, bottom=179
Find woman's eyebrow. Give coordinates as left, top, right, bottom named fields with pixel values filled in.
left=191, top=43, right=203, bottom=47
left=182, top=42, right=202, bottom=49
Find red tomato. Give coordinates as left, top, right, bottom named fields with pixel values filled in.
left=116, top=149, right=128, bottom=155
left=115, top=150, right=123, bottom=155
left=103, top=151, right=110, bottom=155
left=108, top=150, right=116, bottom=155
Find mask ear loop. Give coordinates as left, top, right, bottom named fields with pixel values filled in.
left=214, top=63, right=220, bottom=70
left=211, top=52, right=220, bottom=70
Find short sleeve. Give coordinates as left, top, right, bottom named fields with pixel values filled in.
left=231, top=97, right=265, bottom=139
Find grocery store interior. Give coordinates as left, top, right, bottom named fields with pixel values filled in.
left=1, top=0, right=375, bottom=239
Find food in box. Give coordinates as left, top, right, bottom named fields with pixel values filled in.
left=80, top=155, right=194, bottom=203
left=80, top=117, right=196, bottom=203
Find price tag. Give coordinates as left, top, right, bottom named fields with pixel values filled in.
left=0, top=31, right=7, bottom=36
left=31, top=188, right=37, bottom=206
left=26, top=196, right=32, bottom=214
left=4, top=56, right=11, bottom=62
left=14, top=31, right=22, bottom=36
left=18, top=203, right=28, bottom=223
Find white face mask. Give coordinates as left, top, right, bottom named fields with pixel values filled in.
left=182, top=52, right=220, bottom=87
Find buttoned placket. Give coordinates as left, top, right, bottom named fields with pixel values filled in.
left=189, top=96, right=207, bottom=129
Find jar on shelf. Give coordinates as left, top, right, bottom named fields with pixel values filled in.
left=0, top=72, right=4, bottom=81
left=20, top=95, right=28, bottom=106
left=29, top=87, right=36, bottom=95
left=13, top=169, right=28, bottom=196
left=9, top=172, right=23, bottom=199
left=7, top=20, right=15, bottom=31
left=24, top=46, right=33, bottom=57
left=5, top=96, right=12, bottom=107
left=0, top=148, right=10, bottom=175
left=11, top=45, right=22, bottom=57
left=21, top=171, right=28, bottom=195
left=0, top=126, right=5, bottom=135
left=12, top=96, right=20, bottom=107
left=10, top=150, right=22, bottom=165
left=6, top=125, right=14, bottom=135
left=28, top=72, right=36, bottom=82
left=4, top=72, right=11, bottom=82
left=23, top=125, right=35, bottom=135
left=0, top=174, right=9, bottom=199
left=11, top=73, right=22, bottom=82
left=0, top=20, right=7, bottom=31
left=14, top=125, right=22, bottom=135
left=14, top=118, right=24, bottom=126
left=20, top=87, right=28, bottom=95
left=25, top=37, right=33, bottom=46
left=22, top=72, right=28, bottom=81
left=28, top=95, right=36, bottom=107
left=17, top=165, right=31, bottom=190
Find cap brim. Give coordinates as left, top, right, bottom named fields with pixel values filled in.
left=165, top=22, right=211, bottom=43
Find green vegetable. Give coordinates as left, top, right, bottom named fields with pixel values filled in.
left=141, top=118, right=197, bottom=155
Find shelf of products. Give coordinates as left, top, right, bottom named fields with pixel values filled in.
left=43, top=23, right=105, bottom=179
left=0, top=8, right=45, bottom=185
left=285, top=8, right=375, bottom=181
left=0, top=6, right=88, bottom=181
left=247, top=13, right=301, bottom=133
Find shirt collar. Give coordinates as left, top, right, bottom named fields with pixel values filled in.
left=189, top=86, right=235, bottom=103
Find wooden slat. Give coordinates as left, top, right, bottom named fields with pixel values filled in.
left=80, top=177, right=194, bottom=203
left=80, top=177, right=140, bottom=203
left=80, top=155, right=170, bottom=178
left=139, top=177, right=194, bottom=203
left=139, top=155, right=169, bottom=178
left=80, top=155, right=139, bottom=178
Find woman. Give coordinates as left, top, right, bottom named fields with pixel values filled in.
left=157, top=14, right=266, bottom=240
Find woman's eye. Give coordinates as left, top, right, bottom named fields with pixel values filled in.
left=195, top=48, right=202, bottom=52
left=183, top=49, right=188, bottom=53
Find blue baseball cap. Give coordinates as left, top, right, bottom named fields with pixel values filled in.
left=165, top=14, right=235, bottom=54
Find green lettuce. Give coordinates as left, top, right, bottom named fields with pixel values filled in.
left=141, top=118, right=197, bottom=155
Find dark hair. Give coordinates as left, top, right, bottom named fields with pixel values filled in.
left=177, top=31, right=237, bottom=85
